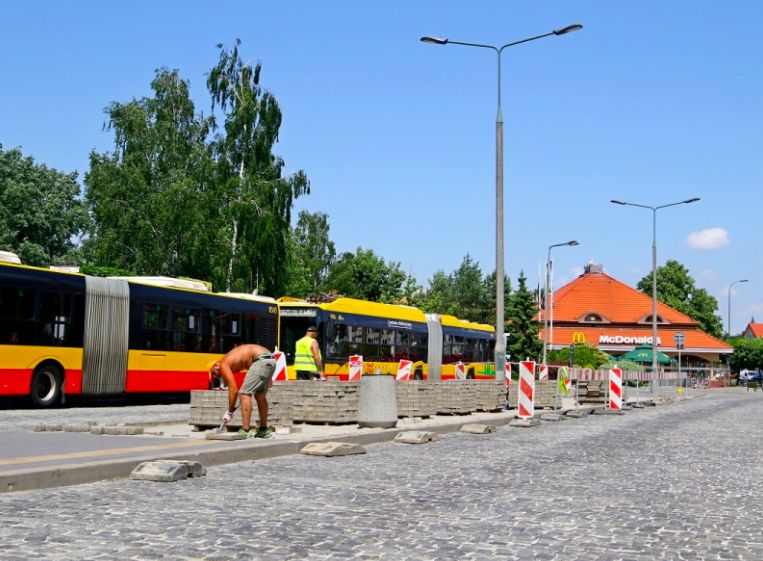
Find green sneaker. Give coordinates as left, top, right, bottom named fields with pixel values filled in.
left=237, top=428, right=253, bottom=438
left=254, top=428, right=273, bottom=439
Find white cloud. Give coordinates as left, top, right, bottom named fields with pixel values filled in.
left=686, top=227, right=730, bottom=250
left=700, top=268, right=718, bottom=282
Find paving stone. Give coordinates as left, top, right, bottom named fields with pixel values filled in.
left=539, top=412, right=567, bottom=422
left=300, top=442, right=367, bottom=456
left=508, top=417, right=541, bottom=427
left=394, top=430, right=440, bottom=444
left=205, top=431, right=247, bottom=441
left=459, top=423, right=497, bottom=434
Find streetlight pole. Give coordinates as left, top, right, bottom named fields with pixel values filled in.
left=542, top=240, right=579, bottom=365
left=611, top=197, right=700, bottom=396
left=727, top=279, right=749, bottom=338
left=422, top=24, right=582, bottom=383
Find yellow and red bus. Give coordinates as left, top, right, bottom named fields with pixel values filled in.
left=0, top=257, right=277, bottom=406
left=277, top=297, right=495, bottom=380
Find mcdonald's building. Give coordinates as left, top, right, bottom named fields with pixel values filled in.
left=537, top=262, right=732, bottom=369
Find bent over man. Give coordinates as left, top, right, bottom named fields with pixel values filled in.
left=210, top=344, right=276, bottom=438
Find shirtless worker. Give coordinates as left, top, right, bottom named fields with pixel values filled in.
left=210, top=344, right=276, bottom=438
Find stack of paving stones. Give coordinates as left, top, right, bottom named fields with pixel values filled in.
left=469, top=380, right=506, bottom=412
left=395, top=380, right=438, bottom=418
left=289, top=380, right=359, bottom=424
left=436, top=380, right=478, bottom=414
left=189, top=389, right=293, bottom=429
left=507, top=381, right=558, bottom=409
left=578, top=380, right=608, bottom=403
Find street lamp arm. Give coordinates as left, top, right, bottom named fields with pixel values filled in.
left=500, top=31, right=556, bottom=52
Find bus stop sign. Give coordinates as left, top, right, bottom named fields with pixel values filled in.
left=673, top=332, right=685, bottom=350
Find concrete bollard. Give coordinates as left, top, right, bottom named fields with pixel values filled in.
left=358, top=375, right=397, bottom=428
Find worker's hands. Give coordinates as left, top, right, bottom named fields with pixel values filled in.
left=222, top=410, right=234, bottom=425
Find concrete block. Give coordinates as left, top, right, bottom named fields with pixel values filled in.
left=565, top=409, right=589, bottom=418
left=33, top=424, right=45, bottom=432
left=45, top=424, right=63, bottom=432
left=509, top=417, right=541, bottom=428
left=459, top=424, right=497, bottom=434
left=593, top=408, right=625, bottom=415
left=130, top=460, right=205, bottom=482
left=300, top=442, right=367, bottom=457
left=205, top=431, right=247, bottom=441
left=394, top=430, right=440, bottom=444
left=103, top=426, right=121, bottom=435
left=90, top=426, right=105, bottom=435
left=539, top=412, right=567, bottom=422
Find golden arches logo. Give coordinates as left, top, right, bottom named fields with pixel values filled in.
left=571, top=331, right=586, bottom=344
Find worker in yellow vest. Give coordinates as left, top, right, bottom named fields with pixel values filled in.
left=295, top=325, right=325, bottom=380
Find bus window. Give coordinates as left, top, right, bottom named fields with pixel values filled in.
left=0, top=286, right=36, bottom=345
left=451, top=336, right=465, bottom=362
left=379, top=328, right=396, bottom=361
left=410, top=332, right=428, bottom=362
left=202, top=309, right=221, bottom=353
left=394, top=330, right=410, bottom=361
left=362, top=327, right=381, bottom=360
left=143, top=302, right=170, bottom=350
left=39, top=291, right=74, bottom=346
left=463, top=337, right=478, bottom=362
left=218, top=312, right=242, bottom=352
left=171, top=307, right=201, bottom=352
left=443, top=333, right=454, bottom=363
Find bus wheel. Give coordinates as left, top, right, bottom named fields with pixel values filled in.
left=413, top=367, right=424, bottom=380
left=30, top=363, right=62, bottom=408
left=466, top=368, right=475, bottom=380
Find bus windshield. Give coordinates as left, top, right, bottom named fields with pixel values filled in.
left=278, top=306, right=324, bottom=365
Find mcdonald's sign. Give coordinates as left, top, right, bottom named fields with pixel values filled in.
left=571, top=331, right=586, bottom=344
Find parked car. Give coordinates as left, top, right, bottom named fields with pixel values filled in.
left=739, top=369, right=762, bottom=385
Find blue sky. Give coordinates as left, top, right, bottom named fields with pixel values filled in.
left=1, top=1, right=761, bottom=334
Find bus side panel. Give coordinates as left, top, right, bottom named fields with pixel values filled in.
left=0, top=345, right=83, bottom=396
left=125, top=350, right=221, bottom=392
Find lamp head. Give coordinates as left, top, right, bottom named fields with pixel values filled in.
left=740, top=279, right=749, bottom=283
left=610, top=200, right=626, bottom=205
left=567, top=240, right=580, bottom=246
left=553, top=24, right=583, bottom=36
left=420, top=36, right=449, bottom=45
left=683, top=197, right=700, bottom=204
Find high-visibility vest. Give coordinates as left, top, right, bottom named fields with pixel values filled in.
left=295, top=336, right=320, bottom=371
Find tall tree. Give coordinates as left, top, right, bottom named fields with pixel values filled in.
left=289, top=211, right=335, bottom=295
left=207, top=39, right=309, bottom=294
left=0, top=145, right=88, bottom=266
left=507, top=271, right=542, bottom=363
left=636, top=260, right=723, bottom=338
left=85, top=69, right=214, bottom=278
left=450, top=255, right=491, bottom=323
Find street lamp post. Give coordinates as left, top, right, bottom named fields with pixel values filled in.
left=542, top=240, right=580, bottom=365
left=727, top=279, right=749, bottom=337
left=422, top=24, right=582, bottom=383
left=611, top=197, right=700, bottom=396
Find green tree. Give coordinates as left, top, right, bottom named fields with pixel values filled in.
left=85, top=69, right=214, bottom=278
left=287, top=211, right=335, bottom=296
left=550, top=343, right=610, bottom=369
left=0, top=145, right=88, bottom=265
left=636, top=260, right=723, bottom=338
left=449, top=255, right=491, bottom=323
left=325, top=248, right=412, bottom=303
left=727, top=337, right=763, bottom=373
left=507, top=271, right=542, bottom=362
left=207, top=39, right=309, bottom=294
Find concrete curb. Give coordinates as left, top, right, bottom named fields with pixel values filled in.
left=0, top=416, right=517, bottom=493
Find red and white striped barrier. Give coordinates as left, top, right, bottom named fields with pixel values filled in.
left=348, top=355, right=363, bottom=382
left=538, top=365, right=549, bottom=382
left=504, top=363, right=512, bottom=386
left=518, top=360, right=536, bottom=419
left=396, top=359, right=412, bottom=381
left=455, top=362, right=467, bottom=380
left=609, top=366, right=623, bottom=410
left=271, top=351, right=288, bottom=385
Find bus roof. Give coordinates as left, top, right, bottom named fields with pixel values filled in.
left=321, top=297, right=427, bottom=323
left=440, top=314, right=494, bottom=333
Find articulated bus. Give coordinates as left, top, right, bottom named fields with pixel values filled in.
left=277, top=297, right=495, bottom=380
left=0, top=257, right=277, bottom=406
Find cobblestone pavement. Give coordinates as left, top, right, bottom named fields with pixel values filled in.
left=1, top=391, right=762, bottom=560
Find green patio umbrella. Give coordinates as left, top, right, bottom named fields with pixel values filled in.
left=619, top=344, right=675, bottom=364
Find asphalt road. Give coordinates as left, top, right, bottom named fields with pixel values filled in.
left=0, top=390, right=761, bottom=560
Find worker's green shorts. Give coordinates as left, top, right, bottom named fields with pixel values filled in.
left=240, top=358, right=276, bottom=395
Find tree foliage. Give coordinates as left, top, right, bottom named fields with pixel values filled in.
left=550, top=343, right=611, bottom=369
left=636, top=260, right=723, bottom=338
left=207, top=39, right=309, bottom=294
left=325, top=248, right=413, bottom=303
left=507, top=271, right=542, bottom=362
left=85, top=69, right=214, bottom=279
left=727, top=337, right=763, bottom=373
left=0, top=145, right=88, bottom=265
left=285, top=211, right=335, bottom=297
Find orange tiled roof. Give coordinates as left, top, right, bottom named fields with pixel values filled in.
left=550, top=269, right=696, bottom=325
left=747, top=323, right=763, bottom=338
